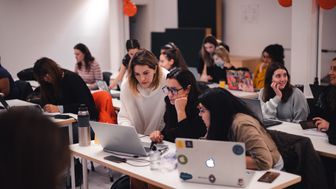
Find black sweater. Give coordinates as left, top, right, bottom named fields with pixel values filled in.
left=161, top=96, right=207, bottom=143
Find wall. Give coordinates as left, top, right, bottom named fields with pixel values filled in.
left=0, top=0, right=110, bottom=77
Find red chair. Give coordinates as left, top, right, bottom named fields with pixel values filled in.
left=92, top=90, right=117, bottom=124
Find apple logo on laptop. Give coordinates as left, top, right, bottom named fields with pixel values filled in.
left=205, top=158, right=215, bottom=168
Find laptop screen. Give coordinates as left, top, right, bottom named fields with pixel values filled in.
left=226, top=70, right=254, bottom=92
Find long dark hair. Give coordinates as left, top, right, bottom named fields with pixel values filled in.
left=262, top=62, right=293, bottom=103
left=200, top=35, right=218, bottom=67
left=161, top=46, right=188, bottom=70
left=262, top=44, right=284, bottom=64
left=126, top=39, right=140, bottom=51
left=74, top=43, right=95, bottom=71
left=33, top=57, right=63, bottom=104
left=198, top=88, right=260, bottom=141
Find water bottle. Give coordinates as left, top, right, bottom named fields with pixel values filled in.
left=149, top=146, right=161, bottom=170
left=78, top=104, right=91, bottom=146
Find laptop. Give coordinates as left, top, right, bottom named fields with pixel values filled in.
left=0, top=97, right=43, bottom=113
left=90, top=121, right=168, bottom=157
left=175, top=138, right=254, bottom=187
left=226, top=70, right=254, bottom=92
left=309, top=84, right=327, bottom=99
left=96, top=80, right=120, bottom=98
left=241, top=98, right=282, bottom=127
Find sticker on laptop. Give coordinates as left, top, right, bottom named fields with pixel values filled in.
left=176, top=140, right=185, bottom=149
left=238, top=178, right=245, bottom=187
left=209, top=174, right=216, bottom=183
left=232, top=144, right=244, bottom=155
left=177, top=154, right=188, bottom=165
left=180, top=172, right=193, bottom=181
left=185, top=140, right=193, bottom=148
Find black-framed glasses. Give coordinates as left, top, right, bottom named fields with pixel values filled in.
left=162, top=86, right=183, bottom=95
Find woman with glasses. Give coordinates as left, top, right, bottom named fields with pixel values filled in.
left=150, top=68, right=207, bottom=143
left=118, top=49, right=168, bottom=135
left=198, top=87, right=283, bottom=170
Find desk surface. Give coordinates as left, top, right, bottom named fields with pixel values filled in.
left=268, top=122, right=336, bottom=158
left=70, top=139, right=300, bottom=189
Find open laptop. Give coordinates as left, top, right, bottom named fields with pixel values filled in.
left=226, top=70, right=254, bottom=92
left=90, top=121, right=168, bottom=157
left=175, top=138, right=254, bottom=187
left=0, top=96, right=43, bottom=113
left=241, top=98, right=282, bottom=127
left=96, top=80, right=120, bottom=98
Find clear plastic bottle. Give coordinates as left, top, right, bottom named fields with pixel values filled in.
left=78, top=104, right=91, bottom=146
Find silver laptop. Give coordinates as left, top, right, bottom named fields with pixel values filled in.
left=175, top=138, right=254, bottom=187
left=90, top=121, right=168, bottom=157
left=241, top=98, right=282, bottom=127
left=96, top=80, right=120, bottom=98
left=0, top=98, right=43, bottom=113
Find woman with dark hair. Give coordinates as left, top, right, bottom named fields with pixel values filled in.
left=253, top=44, right=285, bottom=90
left=33, top=57, right=98, bottom=120
left=159, top=45, right=188, bottom=71
left=212, top=46, right=236, bottom=83
left=109, top=39, right=140, bottom=89
left=197, top=35, right=218, bottom=82
left=0, top=107, right=70, bottom=189
left=259, top=62, right=308, bottom=123
left=0, top=61, right=19, bottom=99
left=198, top=87, right=283, bottom=170
left=160, top=42, right=177, bottom=54
left=118, top=49, right=168, bottom=135
left=74, top=43, right=102, bottom=90
left=150, top=68, right=206, bottom=143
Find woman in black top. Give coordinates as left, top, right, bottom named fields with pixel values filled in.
left=150, top=68, right=206, bottom=143
left=33, top=57, right=98, bottom=120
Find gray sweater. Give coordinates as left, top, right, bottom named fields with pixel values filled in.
left=259, top=88, right=309, bottom=123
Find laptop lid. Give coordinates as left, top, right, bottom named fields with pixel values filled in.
left=175, top=138, right=254, bottom=187
left=1, top=98, right=43, bottom=113
left=96, top=80, right=110, bottom=92
left=226, top=70, right=254, bottom=92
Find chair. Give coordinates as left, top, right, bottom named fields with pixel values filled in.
left=14, top=80, right=33, bottom=100
left=268, top=130, right=328, bottom=189
left=103, top=71, right=113, bottom=86
left=92, top=90, right=117, bottom=124
left=17, top=67, right=35, bottom=81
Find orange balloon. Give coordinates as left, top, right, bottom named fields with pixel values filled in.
left=278, top=0, right=292, bottom=7
left=124, top=1, right=137, bottom=17
left=318, top=0, right=336, bottom=10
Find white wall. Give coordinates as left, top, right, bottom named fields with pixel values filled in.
left=0, top=0, right=110, bottom=77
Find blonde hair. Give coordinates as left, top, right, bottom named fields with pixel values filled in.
left=127, top=49, right=162, bottom=95
left=214, top=46, right=230, bottom=63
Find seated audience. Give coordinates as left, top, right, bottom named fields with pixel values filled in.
left=150, top=68, right=207, bottom=143
left=197, top=35, right=218, bottom=82
left=74, top=43, right=102, bottom=90
left=253, top=44, right=284, bottom=90
left=33, top=57, right=98, bottom=120
left=259, top=62, right=308, bottom=123
left=212, top=46, right=235, bottom=83
left=0, top=107, right=70, bottom=189
left=0, top=62, right=19, bottom=99
left=109, top=39, right=140, bottom=89
left=118, top=49, right=168, bottom=135
left=198, top=87, right=283, bottom=170
left=159, top=45, right=188, bottom=71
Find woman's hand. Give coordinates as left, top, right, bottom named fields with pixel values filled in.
left=271, top=82, right=282, bottom=99
left=149, top=130, right=163, bottom=143
left=175, top=97, right=188, bottom=122
left=200, top=74, right=208, bottom=82
left=313, top=117, right=330, bottom=131
left=109, top=80, right=118, bottom=89
left=43, top=104, right=60, bottom=113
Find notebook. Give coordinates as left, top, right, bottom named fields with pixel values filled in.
left=96, top=80, right=120, bottom=98
left=90, top=121, right=168, bottom=157
left=226, top=70, right=254, bottom=92
left=241, top=98, right=282, bottom=127
left=175, top=138, right=254, bottom=187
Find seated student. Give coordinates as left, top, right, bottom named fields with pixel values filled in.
left=197, top=35, right=218, bottom=82
left=0, top=107, right=70, bottom=189
left=0, top=62, right=19, bottom=99
left=118, top=49, right=168, bottom=135
left=198, top=88, right=283, bottom=170
left=160, top=42, right=177, bottom=54
left=33, top=57, right=98, bottom=120
left=109, top=39, right=140, bottom=89
left=253, top=44, right=284, bottom=90
left=212, top=46, right=235, bottom=83
left=259, top=62, right=308, bottom=123
left=310, top=57, right=336, bottom=145
left=159, top=45, right=188, bottom=71
left=150, top=68, right=207, bottom=143
left=74, top=43, right=102, bottom=90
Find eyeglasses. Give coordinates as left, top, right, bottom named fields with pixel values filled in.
left=162, top=86, right=183, bottom=95
left=198, top=107, right=207, bottom=114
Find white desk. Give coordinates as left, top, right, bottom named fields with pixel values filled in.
left=70, top=138, right=301, bottom=189
left=268, top=122, right=336, bottom=159
left=207, top=83, right=259, bottom=99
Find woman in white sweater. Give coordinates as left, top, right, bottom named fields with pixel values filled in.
left=259, top=62, right=309, bottom=123
left=118, top=49, right=168, bottom=135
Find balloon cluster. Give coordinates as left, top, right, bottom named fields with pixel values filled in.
left=278, top=0, right=336, bottom=9
left=124, top=0, right=137, bottom=17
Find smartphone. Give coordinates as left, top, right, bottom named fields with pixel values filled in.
left=258, top=171, right=280, bottom=183
left=299, top=120, right=317, bottom=130
left=54, top=114, right=72, bottom=119
left=104, top=155, right=126, bottom=163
